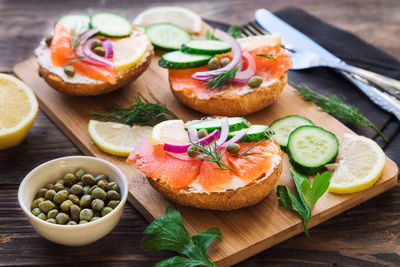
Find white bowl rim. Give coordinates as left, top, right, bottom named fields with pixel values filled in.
left=18, top=155, right=128, bottom=229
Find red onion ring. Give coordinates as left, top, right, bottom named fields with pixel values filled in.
left=234, top=51, right=256, bottom=83
left=220, top=128, right=248, bottom=148
left=101, top=39, right=114, bottom=59
left=216, top=117, right=229, bottom=146
left=81, top=38, right=114, bottom=66
left=163, top=130, right=221, bottom=153
left=187, top=126, right=199, bottom=142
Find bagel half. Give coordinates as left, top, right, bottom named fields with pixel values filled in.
left=169, top=73, right=287, bottom=116
left=147, top=145, right=283, bottom=211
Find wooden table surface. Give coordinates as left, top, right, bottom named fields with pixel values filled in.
left=1, top=0, right=399, bottom=266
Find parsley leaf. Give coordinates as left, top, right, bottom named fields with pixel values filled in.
left=205, top=30, right=218, bottom=40
left=143, top=206, right=221, bottom=267
left=277, top=169, right=331, bottom=237
left=228, top=25, right=242, bottom=39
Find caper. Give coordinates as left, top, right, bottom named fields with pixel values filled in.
left=56, top=212, right=69, bottom=225
left=187, top=146, right=199, bottom=158
left=247, top=76, right=263, bottom=88
left=91, top=39, right=102, bottom=49
left=45, top=189, right=56, bottom=201
left=70, top=184, right=83, bottom=196
left=37, top=213, right=47, bottom=220
left=77, top=181, right=83, bottom=186
left=93, top=46, right=105, bottom=56
left=67, top=221, right=77, bottom=225
left=107, top=182, right=120, bottom=192
left=45, top=34, right=53, bottom=47
left=79, top=195, right=92, bottom=208
left=74, top=168, right=85, bottom=180
left=91, top=199, right=105, bottom=211
left=97, top=180, right=108, bottom=190
left=69, top=194, right=80, bottom=205
left=107, top=190, right=120, bottom=201
left=47, top=209, right=58, bottom=219
left=82, top=174, right=96, bottom=186
left=101, top=207, right=113, bottom=217
left=63, top=173, right=77, bottom=187
left=83, top=185, right=91, bottom=195
left=55, top=179, right=64, bottom=185
left=39, top=200, right=56, bottom=213
left=31, top=197, right=45, bottom=210
left=207, top=57, right=219, bottom=70
left=53, top=183, right=65, bottom=192
left=31, top=208, right=41, bottom=216
left=90, top=217, right=101, bottom=222
left=53, top=190, right=69, bottom=204
left=44, top=183, right=54, bottom=190
left=79, top=220, right=88, bottom=224
left=60, top=200, right=73, bottom=213
left=107, top=200, right=120, bottom=209
left=63, top=65, right=75, bottom=77
left=46, top=218, right=56, bottom=224
left=220, top=57, right=231, bottom=67
left=70, top=205, right=81, bottom=221
left=92, top=188, right=107, bottom=200
left=95, top=174, right=108, bottom=182
left=35, top=188, right=48, bottom=198
left=197, top=128, right=208, bottom=139
left=88, top=185, right=98, bottom=195
left=79, top=208, right=93, bottom=221
left=226, top=143, right=241, bottom=154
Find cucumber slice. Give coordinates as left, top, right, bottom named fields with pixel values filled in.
left=58, top=14, right=90, bottom=34
left=146, top=23, right=192, bottom=50
left=270, top=115, right=314, bottom=149
left=185, top=117, right=251, bottom=132
left=287, top=125, right=339, bottom=175
left=159, top=51, right=211, bottom=69
left=229, top=125, right=273, bottom=142
left=181, top=40, right=231, bottom=55
left=90, top=12, right=132, bottom=37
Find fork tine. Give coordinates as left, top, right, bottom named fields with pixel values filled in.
left=243, top=24, right=260, bottom=36
left=249, top=22, right=269, bottom=35
left=242, top=28, right=256, bottom=36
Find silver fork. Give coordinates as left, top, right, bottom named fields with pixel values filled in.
left=241, top=21, right=400, bottom=121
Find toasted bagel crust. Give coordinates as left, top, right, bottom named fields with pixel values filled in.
left=147, top=147, right=283, bottom=211
left=37, top=47, right=154, bottom=96
left=170, top=73, right=287, bottom=116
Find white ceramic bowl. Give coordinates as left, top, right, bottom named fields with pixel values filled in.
left=18, top=156, right=128, bottom=246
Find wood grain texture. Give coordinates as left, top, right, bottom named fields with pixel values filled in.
left=13, top=51, right=398, bottom=265
left=2, top=0, right=400, bottom=266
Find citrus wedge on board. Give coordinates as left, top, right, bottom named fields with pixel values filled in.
left=112, top=34, right=150, bottom=70
left=150, top=120, right=189, bottom=145
left=327, top=134, right=385, bottom=194
left=88, top=120, right=153, bottom=156
left=133, top=6, right=202, bottom=34
left=0, top=74, right=38, bottom=149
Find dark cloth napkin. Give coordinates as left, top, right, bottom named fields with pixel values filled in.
left=207, top=7, right=400, bottom=166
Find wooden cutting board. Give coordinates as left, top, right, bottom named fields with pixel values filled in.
left=14, top=28, right=398, bottom=265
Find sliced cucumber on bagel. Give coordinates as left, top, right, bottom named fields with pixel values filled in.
left=159, top=51, right=211, bottom=69
left=90, top=12, right=132, bottom=37
left=58, top=14, right=90, bottom=34
left=181, top=40, right=231, bottom=55
left=185, top=117, right=251, bottom=132
left=229, top=125, right=273, bottom=142
left=146, top=23, right=192, bottom=50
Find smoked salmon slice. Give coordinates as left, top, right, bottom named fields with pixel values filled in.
left=197, top=154, right=235, bottom=192
left=50, top=23, right=117, bottom=84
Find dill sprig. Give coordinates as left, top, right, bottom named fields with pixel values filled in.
left=189, top=140, right=234, bottom=171
left=203, top=63, right=242, bottom=92
left=291, top=82, right=387, bottom=141
left=71, top=29, right=81, bottom=50
left=232, top=141, right=262, bottom=158
left=256, top=53, right=275, bottom=60
left=90, top=92, right=178, bottom=126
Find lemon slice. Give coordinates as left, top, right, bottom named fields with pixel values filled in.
left=112, top=33, right=150, bottom=70
left=150, top=120, right=189, bottom=145
left=0, top=74, right=38, bottom=149
left=133, top=6, right=202, bottom=34
left=238, top=35, right=282, bottom=51
left=328, top=134, right=386, bottom=194
left=88, top=120, right=153, bottom=156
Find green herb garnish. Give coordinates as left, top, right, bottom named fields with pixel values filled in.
left=228, top=25, right=242, bottom=39
left=143, top=205, right=221, bottom=267
left=203, top=63, right=242, bottom=92
left=205, top=30, right=218, bottom=40
left=256, top=53, right=275, bottom=60
left=231, top=141, right=262, bottom=158
left=277, top=169, right=331, bottom=237
left=90, top=92, right=178, bottom=126
left=189, top=140, right=234, bottom=171
left=71, top=29, right=81, bottom=50
left=291, top=82, right=387, bottom=141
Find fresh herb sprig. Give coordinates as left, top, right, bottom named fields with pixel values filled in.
left=277, top=169, right=331, bottom=237
left=232, top=141, right=262, bottom=158
left=291, top=82, right=387, bottom=141
left=71, top=29, right=81, bottom=50
left=90, top=92, right=178, bottom=126
left=143, top=205, right=221, bottom=267
left=203, top=63, right=242, bottom=92
left=227, top=25, right=242, bottom=39
left=189, top=140, right=234, bottom=171
left=205, top=30, right=218, bottom=40
left=256, top=53, right=275, bottom=60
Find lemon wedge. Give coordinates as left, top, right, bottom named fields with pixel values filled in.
left=237, top=35, right=282, bottom=51
left=150, top=120, right=189, bottom=145
left=0, top=74, right=38, bottom=149
left=112, top=33, right=150, bottom=70
left=133, top=6, right=202, bottom=34
left=327, top=134, right=385, bottom=194
left=88, top=120, right=153, bottom=156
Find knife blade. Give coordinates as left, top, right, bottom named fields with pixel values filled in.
left=255, top=8, right=400, bottom=121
